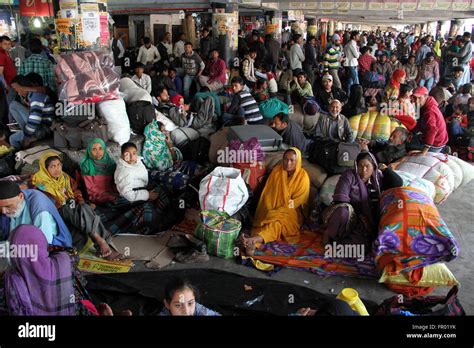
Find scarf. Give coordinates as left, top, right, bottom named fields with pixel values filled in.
left=80, top=138, right=116, bottom=176
left=390, top=68, right=406, bottom=91
left=32, top=152, right=75, bottom=206
left=5, top=225, right=75, bottom=315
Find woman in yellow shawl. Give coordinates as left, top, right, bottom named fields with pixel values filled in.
left=240, top=147, right=310, bottom=255
left=32, top=152, right=121, bottom=260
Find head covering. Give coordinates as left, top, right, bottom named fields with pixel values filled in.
left=322, top=74, right=333, bottom=81
left=390, top=69, right=406, bottom=90
left=332, top=34, right=341, bottom=42
left=413, top=86, right=429, bottom=97
left=32, top=152, right=74, bottom=206
left=4, top=225, right=75, bottom=315
left=80, top=138, right=116, bottom=176
left=170, top=94, right=184, bottom=106
left=0, top=181, right=21, bottom=200
left=318, top=299, right=360, bottom=316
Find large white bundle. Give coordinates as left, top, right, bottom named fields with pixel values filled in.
left=430, top=153, right=463, bottom=189
left=449, top=155, right=474, bottom=186
left=96, top=98, right=131, bottom=145
left=393, top=155, right=454, bottom=204
left=119, top=77, right=152, bottom=104
left=396, top=170, right=436, bottom=201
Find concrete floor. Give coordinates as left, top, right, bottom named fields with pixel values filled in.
left=115, top=180, right=474, bottom=315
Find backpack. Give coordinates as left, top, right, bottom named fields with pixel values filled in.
left=126, top=100, right=156, bottom=135
left=0, top=152, right=16, bottom=178
left=309, top=139, right=361, bottom=175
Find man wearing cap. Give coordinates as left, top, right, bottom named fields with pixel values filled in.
left=313, top=99, right=354, bottom=143
left=0, top=181, right=72, bottom=248
left=411, top=86, right=448, bottom=154
left=314, top=74, right=348, bottom=112
left=323, top=34, right=343, bottom=89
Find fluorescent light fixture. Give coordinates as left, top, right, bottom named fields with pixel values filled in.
left=33, top=18, right=42, bottom=28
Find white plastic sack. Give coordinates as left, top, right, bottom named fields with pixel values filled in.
left=199, top=167, right=249, bottom=216
left=430, top=153, right=463, bottom=190
left=156, top=110, right=178, bottom=132
left=119, top=77, right=152, bottom=104
left=96, top=98, right=131, bottom=145
left=319, top=175, right=341, bottom=206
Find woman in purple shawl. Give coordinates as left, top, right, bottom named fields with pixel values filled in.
left=4, top=225, right=98, bottom=316
left=322, top=151, right=403, bottom=253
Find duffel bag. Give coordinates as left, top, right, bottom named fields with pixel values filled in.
left=171, top=127, right=200, bottom=149
left=51, top=119, right=109, bottom=150
left=126, top=100, right=156, bottom=135
left=310, top=140, right=358, bottom=175
left=199, top=166, right=249, bottom=216
left=194, top=210, right=241, bottom=259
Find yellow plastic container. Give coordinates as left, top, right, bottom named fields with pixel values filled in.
left=336, top=288, right=369, bottom=316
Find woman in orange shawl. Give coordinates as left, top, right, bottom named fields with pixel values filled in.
left=240, top=147, right=310, bottom=255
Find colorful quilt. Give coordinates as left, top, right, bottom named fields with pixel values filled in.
left=374, top=187, right=459, bottom=278
left=249, top=231, right=378, bottom=278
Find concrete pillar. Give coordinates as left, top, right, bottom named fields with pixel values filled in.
left=211, top=1, right=239, bottom=69
left=328, top=20, right=335, bottom=37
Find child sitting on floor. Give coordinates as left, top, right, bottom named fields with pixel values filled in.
left=159, top=278, right=221, bottom=316
left=114, top=142, right=159, bottom=203
left=446, top=103, right=469, bottom=139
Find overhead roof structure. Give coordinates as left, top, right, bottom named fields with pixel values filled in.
left=107, top=0, right=474, bottom=25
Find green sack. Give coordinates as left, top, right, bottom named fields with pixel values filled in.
left=195, top=210, right=242, bottom=259
left=259, top=97, right=289, bottom=119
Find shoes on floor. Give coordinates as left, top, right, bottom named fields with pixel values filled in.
left=175, top=249, right=209, bottom=263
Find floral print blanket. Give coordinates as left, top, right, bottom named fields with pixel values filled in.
left=374, top=187, right=459, bottom=278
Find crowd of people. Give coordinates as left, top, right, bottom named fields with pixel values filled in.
left=0, top=23, right=472, bottom=316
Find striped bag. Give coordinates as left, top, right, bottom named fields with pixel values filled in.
left=195, top=210, right=241, bottom=259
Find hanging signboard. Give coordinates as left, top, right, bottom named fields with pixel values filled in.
left=434, top=0, right=452, bottom=10
left=401, top=0, right=417, bottom=11
left=319, top=0, right=335, bottom=10
left=336, top=1, right=350, bottom=12
left=56, top=17, right=77, bottom=50
left=100, top=13, right=108, bottom=45
left=385, top=0, right=400, bottom=11
left=368, top=0, right=384, bottom=11
left=452, top=0, right=469, bottom=10
left=20, top=0, right=54, bottom=17
left=417, top=0, right=436, bottom=10
left=350, top=0, right=367, bottom=10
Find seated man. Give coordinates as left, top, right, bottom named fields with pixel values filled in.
left=271, top=113, right=312, bottom=157
left=152, top=66, right=176, bottom=97
left=313, top=99, right=354, bottom=143
left=287, top=70, right=314, bottom=106
left=132, top=62, right=152, bottom=94
left=9, top=73, right=54, bottom=149
left=0, top=180, right=72, bottom=248
left=193, top=86, right=221, bottom=117
left=155, top=86, right=190, bottom=125
left=169, top=68, right=183, bottom=96
left=357, top=127, right=408, bottom=165
left=198, top=49, right=226, bottom=92
left=239, top=148, right=310, bottom=255
left=313, top=74, right=348, bottom=112
left=221, top=76, right=263, bottom=126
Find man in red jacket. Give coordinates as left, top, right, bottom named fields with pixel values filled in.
left=412, top=86, right=448, bottom=155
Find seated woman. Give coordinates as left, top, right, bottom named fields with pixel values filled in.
left=240, top=148, right=310, bottom=255
left=113, top=142, right=180, bottom=234
left=159, top=278, right=220, bottom=316
left=322, top=152, right=403, bottom=252
left=80, top=138, right=118, bottom=204
left=32, top=152, right=119, bottom=259
left=3, top=225, right=99, bottom=315
left=384, top=68, right=406, bottom=103
left=142, top=121, right=183, bottom=171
